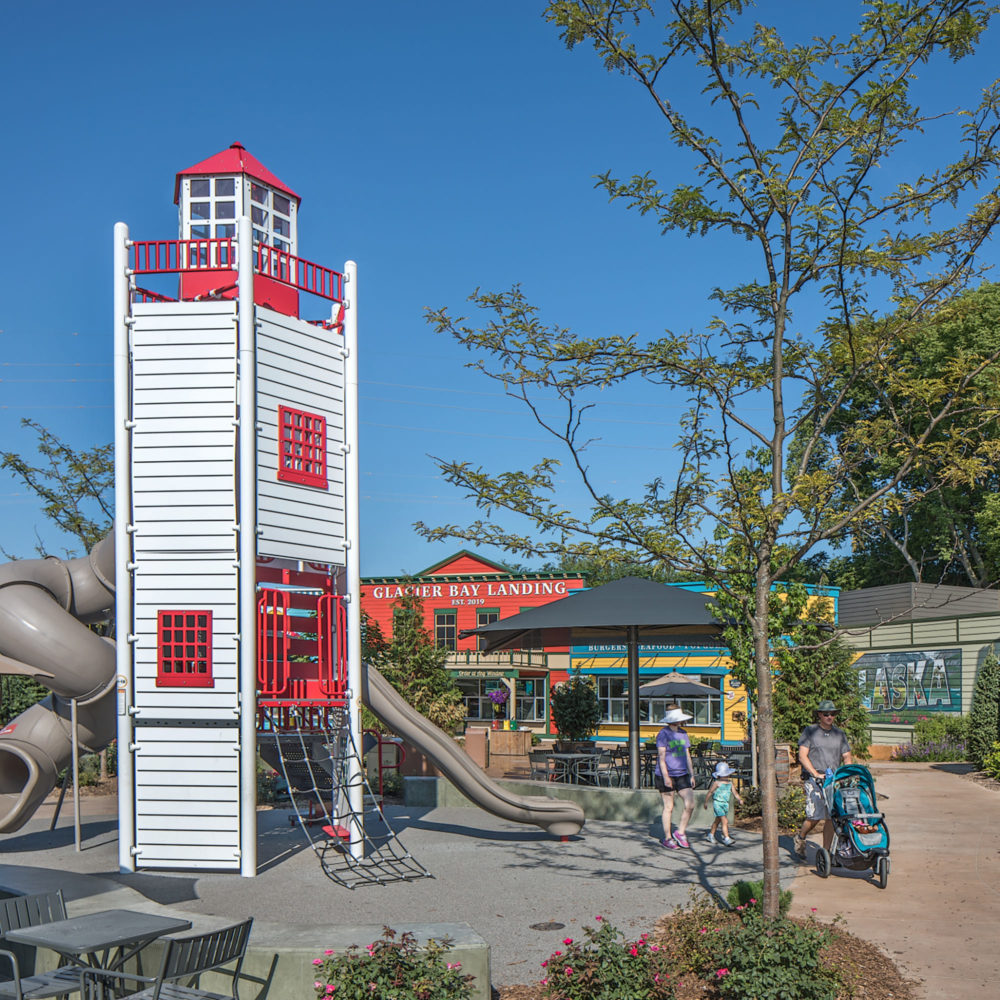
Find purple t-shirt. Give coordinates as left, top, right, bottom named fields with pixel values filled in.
left=655, top=725, right=691, bottom=777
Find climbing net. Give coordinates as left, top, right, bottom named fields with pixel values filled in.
left=258, top=706, right=431, bottom=888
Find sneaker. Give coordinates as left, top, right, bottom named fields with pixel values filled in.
left=720, top=835, right=735, bottom=846
left=704, top=832, right=717, bottom=845
left=794, top=834, right=807, bottom=859
left=661, top=837, right=681, bottom=850
left=673, top=831, right=690, bottom=848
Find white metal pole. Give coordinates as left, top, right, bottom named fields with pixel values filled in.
left=343, top=261, right=364, bottom=859
left=237, top=216, right=258, bottom=876
left=113, top=221, right=136, bottom=873
left=71, top=699, right=80, bottom=852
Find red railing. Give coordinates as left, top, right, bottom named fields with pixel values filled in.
left=129, top=238, right=344, bottom=303
left=256, top=588, right=348, bottom=705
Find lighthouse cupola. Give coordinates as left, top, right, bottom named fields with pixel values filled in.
left=173, top=142, right=301, bottom=314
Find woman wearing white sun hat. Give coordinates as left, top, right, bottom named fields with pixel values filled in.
left=654, top=706, right=696, bottom=848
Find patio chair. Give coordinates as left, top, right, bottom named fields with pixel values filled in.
left=528, top=750, right=553, bottom=781
left=0, top=890, right=87, bottom=1000
left=80, top=919, right=269, bottom=1000
left=576, top=750, right=616, bottom=787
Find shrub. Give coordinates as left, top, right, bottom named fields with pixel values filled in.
left=890, top=738, right=967, bottom=762
left=912, top=715, right=968, bottom=744
left=734, top=784, right=761, bottom=820
left=736, top=784, right=804, bottom=830
left=652, top=890, right=736, bottom=977
left=550, top=669, right=602, bottom=744
left=313, top=926, right=474, bottom=1000
left=707, top=910, right=840, bottom=1000
left=967, top=653, right=1000, bottom=769
left=982, top=741, right=1000, bottom=780
left=726, top=880, right=792, bottom=918
left=540, top=917, right=674, bottom=1000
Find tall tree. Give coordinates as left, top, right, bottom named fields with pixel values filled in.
left=1, top=420, right=113, bottom=559
left=420, top=1, right=1000, bottom=917
left=816, top=283, right=1000, bottom=589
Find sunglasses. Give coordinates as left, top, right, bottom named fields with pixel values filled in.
left=818, top=712, right=836, bottom=717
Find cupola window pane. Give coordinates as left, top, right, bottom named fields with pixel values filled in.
left=215, top=178, right=235, bottom=196
left=190, top=202, right=210, bottom=219
left=216, top=201, right=235, bottom=219
left=251, top=206, right=268, bottom=226
left=273, top=193, right=290, bottom=215
left=190, top=179, right=210, bottom=198
left=251, top=183, right=267, bottom=204
left=273, top=216, right=290, bottom=236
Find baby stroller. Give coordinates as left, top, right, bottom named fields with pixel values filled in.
left=815, top=763, right=891, bottom=889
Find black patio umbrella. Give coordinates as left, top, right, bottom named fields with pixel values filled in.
left=635, top=671, right=720, bottom=699
left=464, top=576, right=726, bottom=788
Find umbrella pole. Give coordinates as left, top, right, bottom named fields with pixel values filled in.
left=627, top=626, right=641, bottom=790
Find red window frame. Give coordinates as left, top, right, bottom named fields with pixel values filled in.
left=157, top=610, right=214, bottom=688
left=277, top=405, right=328, bottom=489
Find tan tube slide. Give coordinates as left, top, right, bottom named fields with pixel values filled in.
left=0, top=534, right=116, bottom=832
left=360, top=667, right=585, bottom=837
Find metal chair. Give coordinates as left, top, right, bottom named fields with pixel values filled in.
left=81, top=919, right=269, bottom=1000
left=0, top=891, right=87, bottom=1000
left=528, top=750, right=553, bottom=781
left=576, top=749, right=616, bottom=787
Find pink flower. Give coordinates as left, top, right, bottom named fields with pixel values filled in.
left=650, top=945, right=660, bottom=952
left=541, top=979, right=548, bottom=987
left=564, top=968, right=573, bottom=976
left=553, top=950, right=562, bottom=957
left=716, top=968, right=730, bottom=978
left=313, top=983, right=323, bottom=989
left=446, top=962, right=461, bottom=970
left=312, top=960, right=323, bottom=966
left=629, top=946, right=638, bottom=956
left=749, top=898, right=757, bottom=904
left=811, top=907, right=818, bottom=912
left=698, top=927, right=707, bottom=934
left=595, top=915, right=603, bottom=921
left=541, top=961, right=548, bottom=968
left=323, top=949, right=334, bottom=955
left=325, top=989, right=335, bottom=995
left=563, top=938, right=573, bottom=945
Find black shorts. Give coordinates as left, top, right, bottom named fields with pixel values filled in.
left=655, top=771, right=693, bottom=793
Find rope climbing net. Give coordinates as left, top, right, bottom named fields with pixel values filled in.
left=258, top=705, right=431, bottom=889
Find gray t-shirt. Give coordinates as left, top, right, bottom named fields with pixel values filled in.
left=798, top=723, right=850, bottom=776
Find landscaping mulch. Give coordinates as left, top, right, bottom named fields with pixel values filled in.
left=492, top=914, right=918, bottom=1000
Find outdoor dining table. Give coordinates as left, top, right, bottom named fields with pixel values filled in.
left=548, top=752, right=602, bottom=785
left=3, top=908, right=193, bottom=976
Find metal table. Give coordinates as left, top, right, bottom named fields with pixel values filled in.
left=4, top=908, right=193, bottom=974
left=549, top=753, right=601, bottom=785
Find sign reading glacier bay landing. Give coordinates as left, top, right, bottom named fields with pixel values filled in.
left=854, top=648, right=961, bottom=720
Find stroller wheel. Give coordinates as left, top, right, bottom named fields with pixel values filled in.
left=875, top=855, right=889, bottom=889
left=816, top=848, right=831, bottom=878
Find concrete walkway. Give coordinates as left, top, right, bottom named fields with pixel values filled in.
left=787, top=762, right=1000, bottom=1000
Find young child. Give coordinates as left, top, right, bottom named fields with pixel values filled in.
left=703, top=761, right=743, bottom=846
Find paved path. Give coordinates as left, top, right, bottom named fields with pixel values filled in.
left=787, top=763, right=1000, bottom=1000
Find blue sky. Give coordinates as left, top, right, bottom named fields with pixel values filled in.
left=2, top=2, right=998, bottom=576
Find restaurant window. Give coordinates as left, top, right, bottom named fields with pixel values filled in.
left=157, top=610, right=213, bottom=687
left=457, top=677, right=507, bottom=720
left=596, top=674, right=722, bottom=725
left=476, top=608, right=499, bottom=650
left=514, top=677, right=546, bottom=722
left=434, top=610, right=457, bottom=650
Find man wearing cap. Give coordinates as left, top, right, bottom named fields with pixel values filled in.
left=794, top=699, right=853, bottom=860
left=655, top=707, right=696, bottom=849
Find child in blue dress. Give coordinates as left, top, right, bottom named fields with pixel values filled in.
left=703, top=761, right=743, bottom=846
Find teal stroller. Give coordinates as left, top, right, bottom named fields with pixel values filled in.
left=815, top=764, right=890, bottom=889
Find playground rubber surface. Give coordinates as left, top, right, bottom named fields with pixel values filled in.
left=0, top=763, right=996, bottom=997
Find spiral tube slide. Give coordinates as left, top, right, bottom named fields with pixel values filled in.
left=360, top=666, right=585, bottom=837
left=0, top=534, right=116, bottom=832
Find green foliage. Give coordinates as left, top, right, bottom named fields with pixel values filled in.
left=981, top=741, right=1000, bottom=780
left=653, top=890, right=736, bottom=977
left=707, top=910, right=840, bottom=1000
left=369, top=592, right=466, bottom=735
left=735, top=784, right=805, bottom=831
left=726, top=880, right=791, bottom=919
left=550, top=669, right=601, bottom=743
left=256, top=757, right=284, bottom=804
left=540, top=918, right=674, bottom=1000
left=892, top=714, right=969, bottom=761
left=0, top=677, right=49, bottom=726
left=0, top=420, right=113, bottom=558
left=313, top=927, right=474, bottom=1000
left=967, top=652, right=1000, bottom=769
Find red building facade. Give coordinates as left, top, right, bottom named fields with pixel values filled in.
left=360, top=552, right=584, bottom=729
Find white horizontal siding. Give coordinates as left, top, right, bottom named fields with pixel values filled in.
left=134, top=722, right=240, bottom=869
left=254, top=307, right=347, bottom=564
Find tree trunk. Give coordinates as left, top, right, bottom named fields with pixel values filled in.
left=754, top=575, right=781, bottom=921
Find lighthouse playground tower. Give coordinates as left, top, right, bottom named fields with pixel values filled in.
left=113, top=143, right=372, bottom=878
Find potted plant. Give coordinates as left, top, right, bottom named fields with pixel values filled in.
left=550, top=669, right=601, bottom=750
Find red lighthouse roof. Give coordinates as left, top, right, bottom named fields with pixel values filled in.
left=173, top=142, right=300, bottom=204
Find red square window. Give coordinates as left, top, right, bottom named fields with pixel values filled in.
left=157, top=610, right=214, bottom=687
left=277, top=405, right=328, bottom=488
